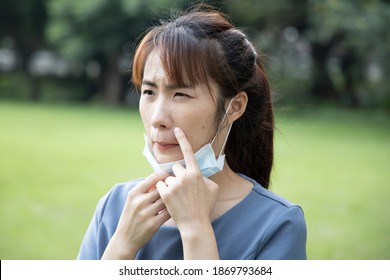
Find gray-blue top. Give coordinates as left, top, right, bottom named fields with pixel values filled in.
left=77, top=174, right=307, bottom=260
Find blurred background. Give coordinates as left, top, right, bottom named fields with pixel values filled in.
left=0, top=0, right=389, bottom=259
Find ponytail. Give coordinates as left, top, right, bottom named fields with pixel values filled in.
left=225, top=56, right=274, bottom=188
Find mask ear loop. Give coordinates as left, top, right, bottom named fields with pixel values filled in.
left=211, top=99, right=234, bottom=156
left=217, top=122, right=232, bottom=157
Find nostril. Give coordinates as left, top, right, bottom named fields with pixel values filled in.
left=151, top=106, right=171, bottom=129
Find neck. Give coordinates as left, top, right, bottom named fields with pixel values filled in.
left=209, top=162, right=254, bottom=201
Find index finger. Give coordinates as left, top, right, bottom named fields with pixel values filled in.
left=136, top=172, right=169, bottom=193
left=174, top=127, right=199, bottom=171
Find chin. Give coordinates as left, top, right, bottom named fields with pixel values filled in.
left=154, top=154, right=183, bottom=164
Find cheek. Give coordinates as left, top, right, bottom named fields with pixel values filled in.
left=139, top=102, right=151, bottom=129
left=184, top=116, right=215, bottom=147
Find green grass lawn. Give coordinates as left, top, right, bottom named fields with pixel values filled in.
left=0, top=101, right=389, bottom=259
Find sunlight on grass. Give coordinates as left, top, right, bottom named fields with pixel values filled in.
left=272, top=107, right=390, bottom=259
left=0, top=102, right=152, bottom=259
left=0, top=102, right=389, bottom=259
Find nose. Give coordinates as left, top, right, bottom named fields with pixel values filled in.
left=151, top=99, right=171, bottom=129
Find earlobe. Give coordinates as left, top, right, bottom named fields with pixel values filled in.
left=228, top=91, right=248, bottom=123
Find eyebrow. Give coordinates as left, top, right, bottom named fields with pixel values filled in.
left=142, top=79, right=194, bottom=90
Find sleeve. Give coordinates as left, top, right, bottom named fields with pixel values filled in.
left=255, top=206, right=307, bottom=260
left=76, top=192, right=112, bottom=260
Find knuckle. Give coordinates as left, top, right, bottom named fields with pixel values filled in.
left=160, top=190, right=173, bottom=202
left=132, top=201, right=143, bottom=212
left=127, top=189, right=137, bottom=200
left=172, top=163, right=182, bottom=172
left=187, top=168, right=200, bottom=177
left=138, top=209, right=148, bottom=220
left=174, top=176, right=185, bottom=186
left=129, top=195, right=145, bottom=212
left=192, top=170, right=203, bottom=181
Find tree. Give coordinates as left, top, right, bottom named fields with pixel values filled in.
left=305, top=0, right=390, bottom=107
left=47, top=0, right=192, bottom=105
left=225, top=0, right=390, bottom=107
left=0, top=0, right=48, bottom=101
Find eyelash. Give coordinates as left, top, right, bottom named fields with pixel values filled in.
left=141, top=90, right=190, bottom=98
left=142, top=90, right=154, bottom=95
left=174, top=92, right=189, bottom=98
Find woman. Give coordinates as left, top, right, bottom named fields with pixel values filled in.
left=77, top=5, right=307, bottom=260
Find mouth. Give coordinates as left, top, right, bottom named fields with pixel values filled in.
left=154, top=142, right=179, bottom=152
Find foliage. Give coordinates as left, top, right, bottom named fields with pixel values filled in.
left=305, top=0, right=390, bottom=107
left=46, top=0, right=190, bottom=104
left=0, top=0, right=48, bottom=101
left=0, top=0, right=47, bottom=49
left=225, top=0, right=390, bottom=108
left=0, top=0, right=389, bottom=106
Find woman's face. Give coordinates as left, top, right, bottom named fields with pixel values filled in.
left=139, top=51, right=220, bottom=164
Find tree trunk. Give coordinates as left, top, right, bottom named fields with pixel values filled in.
left=340, top=47, right=360, bottom=108
left=21, top=51, right=41, bottom=102
left=28, top=75, right=41, bottom=102
left=102, top=55, right=123, bottom=105
left=310, top=42, right=339, bottom=101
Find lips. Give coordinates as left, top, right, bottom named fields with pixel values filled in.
left=153, top=141, right=179, bottom=152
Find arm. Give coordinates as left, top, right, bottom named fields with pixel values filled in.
left=179, top=221, right=219, bottom=260
left=102, top=173, right=171, bottom=259
left=156, top=127, right=220, bottom=259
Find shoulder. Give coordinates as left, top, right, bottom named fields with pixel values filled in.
left=241, top=173, right=303, bottom=213
left=239, top=173, right=306, bottom=240
left=252, top=184, right=304, bottom=213
left=213, top=174, right=307, bottom=259
left=249, top=184, right=305, bottom=229
left=236, top=175, right=307, bottom=259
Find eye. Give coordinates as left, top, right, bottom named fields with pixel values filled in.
left=174, top=92, right=190, bottom=98
left=142, top=89, right=154, bottom=95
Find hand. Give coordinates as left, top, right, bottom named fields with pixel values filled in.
left=102, top=172, right=170, bottom=259
left=156, top=127, right=219, bottom=234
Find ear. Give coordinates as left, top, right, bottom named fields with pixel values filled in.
left=227, top=91, right=248, bottom=123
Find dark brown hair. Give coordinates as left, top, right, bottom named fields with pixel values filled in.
left=132, top=5, right=274, bottom=188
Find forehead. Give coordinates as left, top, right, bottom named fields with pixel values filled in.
left=143, top=51, right=220, bottom=97
left=143, top=50, right=195, bottom=88
left=143, top=51, right=166, bottom=81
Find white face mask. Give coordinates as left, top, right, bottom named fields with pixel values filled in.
left=142, top=100, right=233, bottom=178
